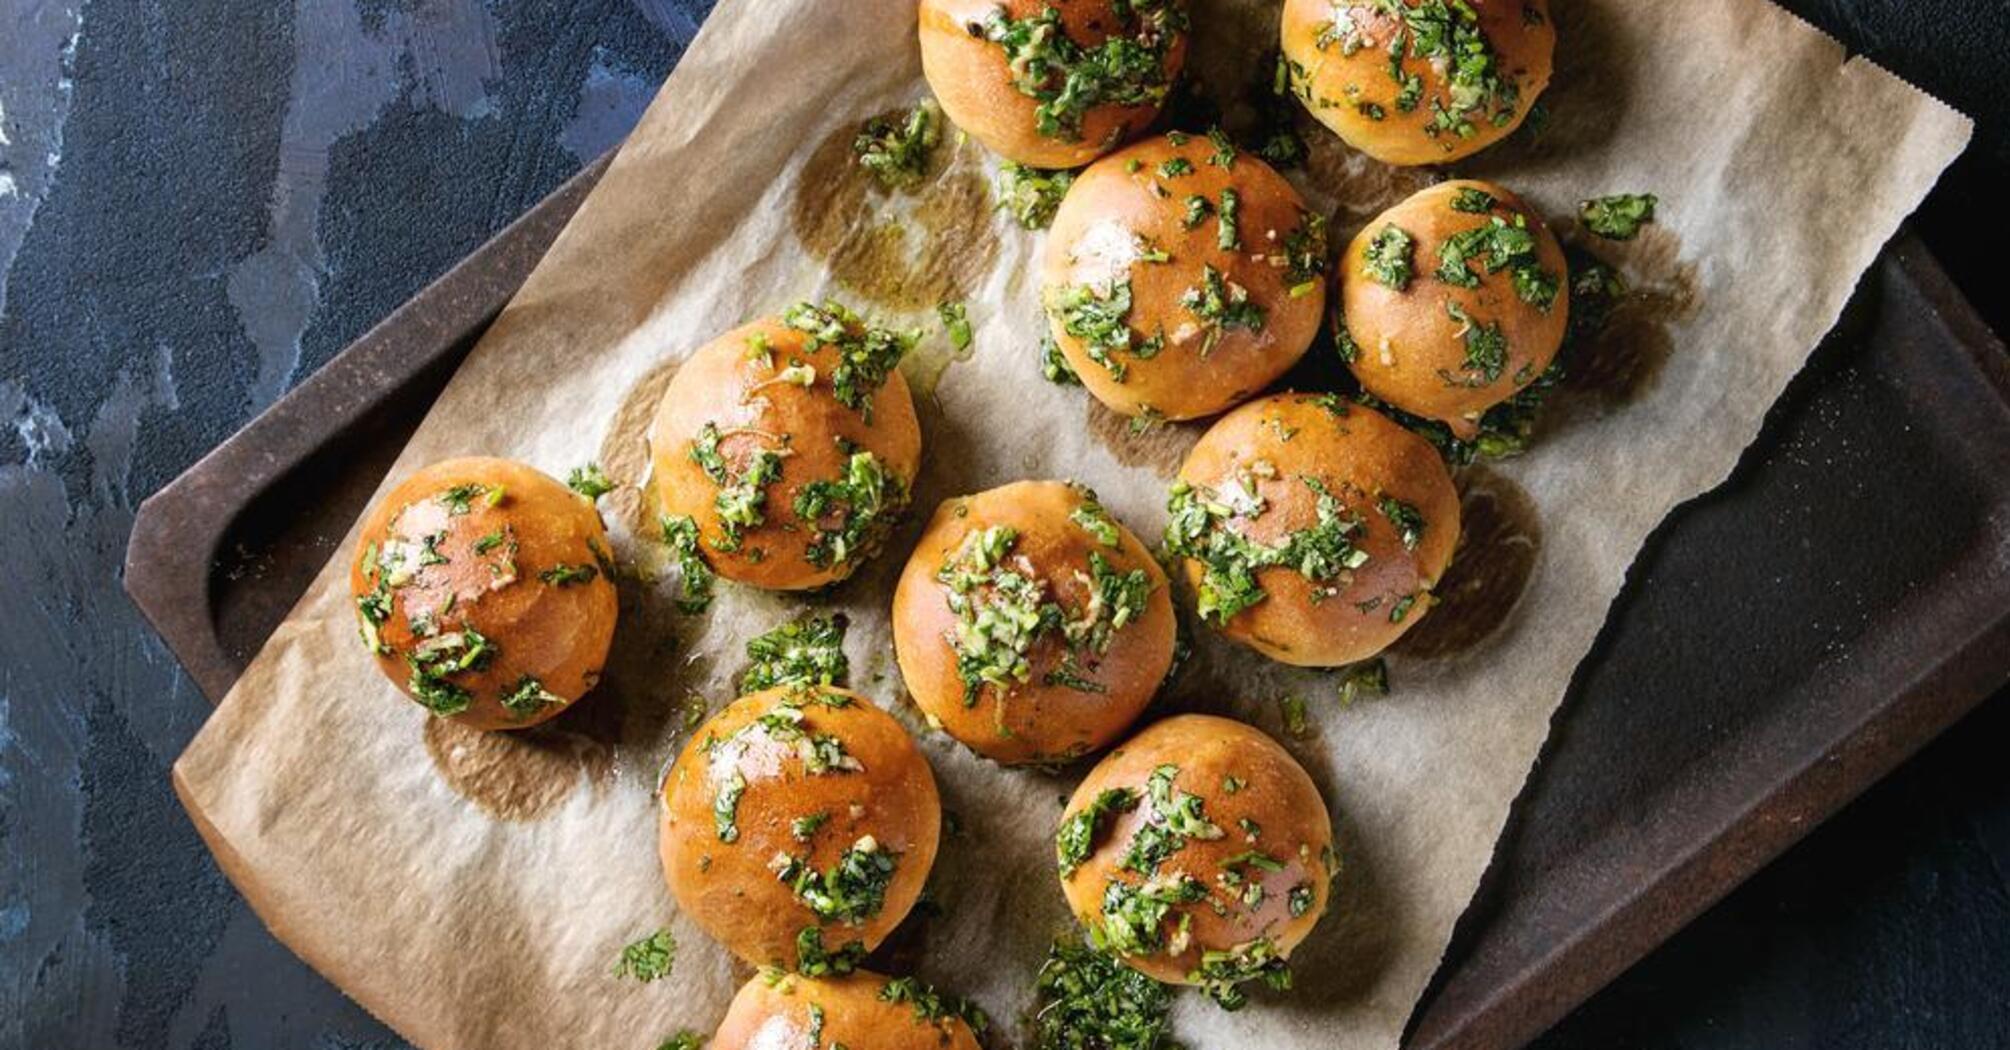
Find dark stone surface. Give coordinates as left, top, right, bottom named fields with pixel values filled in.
left=0, top=1, right=2001, bottom=1048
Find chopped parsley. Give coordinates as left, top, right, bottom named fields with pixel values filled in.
left=775, top=835, right=898, bottom=924
left=1580, top=193, right=1658, bottom=240
left=538, top=563, right=598, bottom=586
left=878, top=976, right=990, bottom=1035
left=1120, top=764, right=1225, bottom=875
left=937, top=301, right=973, bottom=352
left=741, top=613, right=850, bottom=692
left=1217, top=187, right=1242, bottom=250
left=713, top=770, right=748, bottom=843
left=791, top=811, right=830, bottom=841
left=998, top=162, right=1077, bottom=230
left=1057, top=787, right=1140, bottom=876
left=659, top=514, right=716, bottom=614
left=1451, top=187, right=1497, bottom=213
left=1040, top=334, right=1083, bottom=385
left=1378, top=0, right=1523, bottom=142
left=1181, top=193, right=1212, bottom=229
left=1189, top=936, right=1291, bottom=1010
left=405, top=628, right=495, bottom=717
left=795, top=926, right=868, bottom=977
left=1156, top=156, right=1194, bottom=179
left=1068, top=488, right=1122, bottom=547
left=438, top=483, right=490, bottom=515
left=1280, top=695, right=1310, bottom=737
left=655, top=1033, right=703, bottom=1050
left=1048, top=280, right=1148, bottom=381
left=1376, top=496, right=1425, bottom=550
left=1363, top=224, right=1415, bottom=290
left=614, top=929, right=677, bottom=982
left=782, top=300, right=917, bottom=421
left=567, top=464, right=614, bottom=500
left=1435, top=213, right=1558, bottom=311
left=1445, top=301, right=1509, bottom=385
left=979, top=1, right=1186, bottom=142
left=500, top=675, right=564, bottom=719
left=1337, top=659, right=1390, bottom=706
left=853, top=100, right=941, bottom=190
left=1097, top=873, right=1205, bottom=956
left=1282, top=209, right=1330, bottom=290
left=793, top=446, right=908, bottom=570
left=1032, top=937, right=1177, bottom=1050
left=690, top=422, right=788, bottom=552
left=1163, top=475, right=1371, bottom=625
left=1179, top=264, right=1265, bottom=355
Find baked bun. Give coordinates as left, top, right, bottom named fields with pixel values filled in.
left=1165, top=393, right=1458, bottom=666
left=1336, top=180, right=1568, bottom=437
left=892, top=481, right=1175, bottom=765
left=1280, top=0, right=1554, bottom=166
left=919, top=0, right=1188, bottom=168
left=1057, top=714, right=1334, bottom=1005
left=349, top=456, right=616, bottom=730
left=659, top=686, right=940, bottom=971
left=1042, top=133, right=1329, bottom=421
left=712, top=970, right=984, bottom=1050
left=650, top=303, right=922, bottom=591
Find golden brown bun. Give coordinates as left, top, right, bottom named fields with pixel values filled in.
left=713, top=970, right=983, bottom=1050
left=1338, top=179, right=1569, bottom=437
left=1171, top=393, right=1458, bottom=665
left=349, top=456, right=617, bottom=731
left=919, top=0, right=1188, bottom=168
left=1043, top=134, right=1327, bottom=421
left=1280, top=0, right=1554, bottom=165
left=892, top=481, right=1175, bottom=765
left=660, top=687, right=940, bottom=970
left=1059, top=715, right=1335, bottom=986
left=649, top=315, right=922, bottom=591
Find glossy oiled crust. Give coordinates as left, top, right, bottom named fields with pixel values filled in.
left=1338, top=180, right=1569, bottom=436
left=1176, top=394, right=1459, bottom=665
left=1043, top=135, right=1326, bottom=421
left=713, top=971, right=983, bottom=1050
left=892, top=481, right=1176, bottom=765
left=1060, top=715, right=1335, bottom=984
left=919, top=0, right=1187, bottom=168
left=349, top=456, right=617, bottom=731
left=649, top=317, right=922, bottom=590
left=660, top=687, right=941, bottom=970
left=1280, top=0, right=1554, bottom=165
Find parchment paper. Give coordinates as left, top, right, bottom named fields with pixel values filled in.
left=172, top=1, right=1971, bottom=1046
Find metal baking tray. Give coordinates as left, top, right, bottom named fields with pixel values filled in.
left=123, top=153, right=2010, bottom=1049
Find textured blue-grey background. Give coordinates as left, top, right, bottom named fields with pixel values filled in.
left=0, top=1, right=2003, bottom=1048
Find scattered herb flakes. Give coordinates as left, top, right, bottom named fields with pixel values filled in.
left=538, top=562, right=598, bottom=587
left=660, top=514, right=716, bottom=614
left=567, top=463, right=615, bottom=500
left=775, top=836, right=899, bottom=924
left=1098, top=873, right=1206, bottom=956
left=1436, top=213, right=1558, bottom=311
left=878, top=975, right=990, bottom=1036
left=1189, top=936, right=1291, bottom=1011
left=1040, top=333, right=1083, bottom=385
left=1163, top=476, right=1370, bottom=625
left=1031, top=937, right=1177, bottom=1050
left=1363, top=224, right=1415, bottom=290
left=655, top=1032, right=704, bottom=1050
left=1337, top=659, right=1390, bottom=706
left=1156, top=156, right=1194, bottom=179
left=1445, top=301, right=1509, bottom=385
left=1057, top=787, right=1141, bottom=876
left=853, top=100, right=941, bottom=190
left=1068, top=488, right=1123, bottom=547
left=1450, top=187, right=1497, bottom=213
left=1217, top=187, right=1243, bottom=250
left=1580, top=193, right=1658, bottom=240
left=1179, top=264, right=1266, bottom=355
left=980, top=1, right=1186, bottom=142
left=795, top=926, right=868, bottom=977
left=793, top=447, right=909, bottom=571
left=713, top=769, right=748, bottom=843
left=614, top=928, right=677, bottom=982
left=1280, top=694, right=1311, bottom=737
left=1181, top=193, right=1212, bottom=230
left=1376, top=496, right=1425, bottom=550
left=791, top=811, right=830, bottom=841
left=500, top=675, right=565, bottom=720
left=937, top=300, right=973, bottom=352
left=1282, top=209, right=1330, bottom=290
left=1048, top=280, right=1140, bottom=381
left=998, top=162, right=1077, bottom=230
left=783, top=300, right=917, bottom=421
left=742, top=612, right=850, bottom=692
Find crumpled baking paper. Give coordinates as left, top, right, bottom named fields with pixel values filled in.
left=173, top=0, right=1971, bottom=1046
